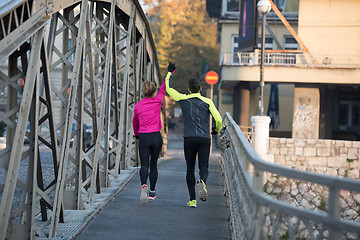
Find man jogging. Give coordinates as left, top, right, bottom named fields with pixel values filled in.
left=165, top=62, right=222, bottom=208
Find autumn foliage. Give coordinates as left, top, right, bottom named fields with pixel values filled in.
left=143, top=0, right=219, bottom=93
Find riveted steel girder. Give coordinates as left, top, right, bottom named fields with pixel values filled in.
left=0, top=0, right=162, bottom=238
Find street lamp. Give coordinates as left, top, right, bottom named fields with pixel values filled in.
left=257, top=0, right=271, bottom=115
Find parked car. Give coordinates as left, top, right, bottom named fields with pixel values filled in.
left=0, top=137, right=5, bottom=150
left=83, top=124, right=92, bottom=148
left=24, top=122, right=54, bottom=144
left=84, top=124, right=92, bottom=134
left=24, top=122, right=31, bottom=144
left=70, top=123, right=92, bottom=148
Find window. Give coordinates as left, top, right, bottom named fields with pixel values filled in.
left=227, top=0, right=239, bottom=13
left=232, top=35, right=239, bottom=64
left=258, top=36, right=273, bottom=63
left=339, top=103, right=349, bottom=126
left=283, top=36, right=298, bottom=64
left=232, top=35, right=253, bottom=65
left=222, top=93, right=233, bottom=104
left=284, top=36, right=298, bottom=50
left=339, top=96, right=360, bottom=130
left=258, top=36, right=273, bottom=50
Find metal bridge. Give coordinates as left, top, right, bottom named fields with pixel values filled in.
left=0, top=0, right=162, bottom=238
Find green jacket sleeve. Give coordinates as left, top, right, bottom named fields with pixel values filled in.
left=209, top=101, right=222, bottom=132
left=165, top=72, right=186, bottom=101
left=198, top=95, right=222, bottom=132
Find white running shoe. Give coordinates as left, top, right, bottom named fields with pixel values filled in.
left=140, top=184, right=148, bottom=204
left=197, top=180, right=208, bottom=201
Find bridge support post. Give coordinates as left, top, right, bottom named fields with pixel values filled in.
left=250, top=115, right=271, bottom=162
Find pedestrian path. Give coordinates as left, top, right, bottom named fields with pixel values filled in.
left=37, top=168, right=138, bottom=240
left=74, top=149, right=231, bottom=240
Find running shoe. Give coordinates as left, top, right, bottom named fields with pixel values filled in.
left=197, top=180, right=208, bottom=201
left=187, top=200, right=197, bottom=208
left=140, top=184, right=148, bottom=204
left=148, top=190, right=156, bottom=200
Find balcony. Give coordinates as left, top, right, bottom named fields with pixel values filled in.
left=221, top=51, right=360, bottom=68
left=220, top=51, right=360, bottom=85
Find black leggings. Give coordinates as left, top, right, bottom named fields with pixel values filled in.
left=139, top=132, right=163, bottom=191
left=184, top=137, right=211, bottom=201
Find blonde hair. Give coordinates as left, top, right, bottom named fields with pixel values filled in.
left=142, top=80, right=156, bottom=98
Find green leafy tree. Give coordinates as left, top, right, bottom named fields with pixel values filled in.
left=144, top=0, right=219, bottom=93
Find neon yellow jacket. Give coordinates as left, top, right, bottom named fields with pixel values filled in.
left=165, top=72, right=222, bottom=138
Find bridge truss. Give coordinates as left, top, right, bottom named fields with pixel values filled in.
left=0, top=0, right=162, bottom=238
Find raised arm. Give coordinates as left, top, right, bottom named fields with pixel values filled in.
left=165, top=62, right=186, bottom=101
left=154, top=78, right=166, bottom=102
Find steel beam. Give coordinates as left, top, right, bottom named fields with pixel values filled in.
left=0, top=27, right=44, bottom=240
left=0, top=2, right=48, bottom=63
left=50, top=0, right=89, bottom=235
left=0, top=0, right=163, bottom=238
left=88, top=0, right=116, bottom=203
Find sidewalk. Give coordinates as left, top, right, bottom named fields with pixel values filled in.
left=74, top=149, right=231, bottom=240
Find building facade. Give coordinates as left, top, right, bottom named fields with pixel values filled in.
left=216, top=0, right=360, bottom=140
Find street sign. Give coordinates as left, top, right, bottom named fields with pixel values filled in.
left=205, top=71, right=218, bottom=85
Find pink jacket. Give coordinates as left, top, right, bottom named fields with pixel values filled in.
left=132, top=80, right=166, bottom=136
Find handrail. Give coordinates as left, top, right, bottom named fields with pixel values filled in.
left=220, top=112, right=360, bottom=239
left=221, top=52, right=360, bottom=68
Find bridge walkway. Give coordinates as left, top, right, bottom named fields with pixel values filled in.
left=74, top=147, right=231, bottom=239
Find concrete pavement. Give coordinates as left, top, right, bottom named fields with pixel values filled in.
left=74, top=148, right=231, bottom=240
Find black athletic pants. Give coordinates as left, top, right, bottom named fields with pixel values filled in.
left=184, top=137, right=211, bottom=201
left=139, top=132, right=163, bottom=191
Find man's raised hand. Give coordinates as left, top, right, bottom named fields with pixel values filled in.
left=168, top=62, right=176, bottom=73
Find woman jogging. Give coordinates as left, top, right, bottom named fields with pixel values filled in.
left=132, top=77, right=166, bottom=204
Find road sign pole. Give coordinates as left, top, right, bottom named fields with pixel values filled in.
left=209, top=84, right=213, bottom=154
left=205, top=71, right=218, bottom=155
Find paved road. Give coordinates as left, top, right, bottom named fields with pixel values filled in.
left=75, top=143, right=231, bottom=239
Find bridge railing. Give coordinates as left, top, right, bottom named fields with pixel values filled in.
left=221, top=52, right=360, bottom=68
left=220, top=112, right=360, bottom=240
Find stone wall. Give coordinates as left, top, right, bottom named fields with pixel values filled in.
left=262, top=175, right=360, bottom=238
left=264, top=137, right=360, bottom=234
left=267, top=138, right=360, bottom=179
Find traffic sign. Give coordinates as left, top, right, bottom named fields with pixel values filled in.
left=205, top=71, right=218, bottom=85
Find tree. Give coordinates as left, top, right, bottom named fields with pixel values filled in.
left=144, top=0, right=219, bottom=93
